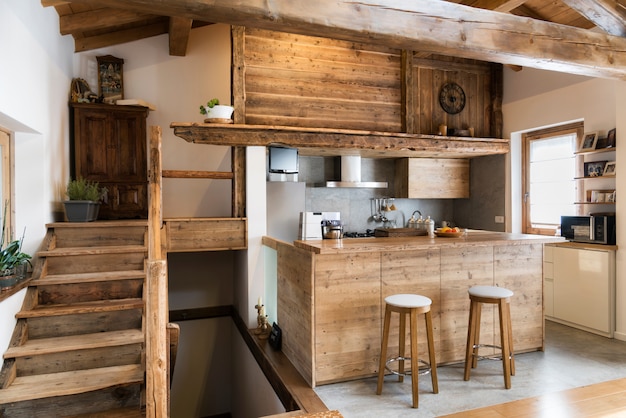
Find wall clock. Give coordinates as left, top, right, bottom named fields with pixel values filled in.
left=439, top=82, right=466, bottom=114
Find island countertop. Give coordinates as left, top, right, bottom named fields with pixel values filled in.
left=267, top=230, right=562, bottom=387
left=291, top=230, right=564, bottom=254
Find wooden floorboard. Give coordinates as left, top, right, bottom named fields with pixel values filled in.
left=439, top=377, right=626, bottom=417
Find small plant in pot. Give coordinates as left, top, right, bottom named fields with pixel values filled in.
left=199, top=98, right=234, bottom=123
left=0, top=202, right=31, bottom=289
left=63, top=177, right=107, bottom=222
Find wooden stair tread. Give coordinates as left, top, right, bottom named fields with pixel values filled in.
left=16, top=298, right=144, bottom=318
left=4, top=329, right=144, bottom=359
left=47, top=220, right=148, bottom=229
left=66, top=407, right=145, bottom=417
left=31, top=270, right=146, bottom=285
left=0, top=364, right=144, bottom=404
left=37, top=245, right=147, bottom=257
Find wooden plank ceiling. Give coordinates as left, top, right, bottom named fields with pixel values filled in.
left=42, top=0, right=626, bottom=77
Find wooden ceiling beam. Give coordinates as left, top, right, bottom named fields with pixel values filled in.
left=169, top=17, right=193, bottom=56
left=62, top=0, right=626, bottom=80
left=561, top=0, right=626, bottom=36
left=60, top=8, right=159, bottom=35
left=41, top=0, right=69, bottom=6
left=74, top=21, right=168, bottom=52
left=465, top=0, right=528, bottom=13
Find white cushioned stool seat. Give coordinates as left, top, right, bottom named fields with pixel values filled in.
left=468, top=285, right=513, bottom=299
left=385, top=294, right=432, bottom=309
left=377, top=293, right=438, bottom=408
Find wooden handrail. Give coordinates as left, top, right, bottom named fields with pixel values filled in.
left=162, top=170, right=233, bottom=179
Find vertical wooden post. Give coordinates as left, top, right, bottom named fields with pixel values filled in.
left=401, top=50, right=415, bottom=134
left=148, top=126, right=163, bottom=260
left=231, top=25, right=247, bottom=219
left=146, top=126, right=168, bottom=417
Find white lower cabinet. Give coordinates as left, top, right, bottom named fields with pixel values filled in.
left=550, top=245, right=615, bottom=337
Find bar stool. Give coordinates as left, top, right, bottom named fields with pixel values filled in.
left=376, top=294, right=438, bottom=408
left=464, top=285, right=515, bottom=389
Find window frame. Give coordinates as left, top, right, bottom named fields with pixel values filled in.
left=0, top=129, right=14, bottom=243
left=522, top=122, right=583, bottom=235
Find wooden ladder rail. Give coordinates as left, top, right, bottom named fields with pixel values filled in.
left=146, top=126, right=168, bottom=418
left=146, top=126, right=247, bottom=417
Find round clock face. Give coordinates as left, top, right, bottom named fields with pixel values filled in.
left=439, top=83, right=466, bottom=114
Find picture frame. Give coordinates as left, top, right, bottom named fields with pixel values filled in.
left=603, top=161, right=616, bottom=176
left=579, top=132, right=598, bottom=152
left=607, top=191, right=616, bottom=203
left=97, top=55, right=124, bottom=104
left=584, top=160, right=607, bottom=177
left=606, top=128, right=616, bottom=148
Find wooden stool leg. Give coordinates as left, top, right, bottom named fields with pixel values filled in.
left=498, top=300, right=512, bottom=389
left=409, top=308, right=419, bottom=408
left=425, top=310, right=438, bottom=394
left=376, top=305, right=392, bottom=395
left=505, top=300, right=515, bottom=376
left=464, top=299, right=478, bottom=381
left=471, top=302, right=482, bottom=369
left=398, top=309, right=406, bottom=383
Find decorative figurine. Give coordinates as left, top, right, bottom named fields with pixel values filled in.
left=255, top=300, right=271, bottom=338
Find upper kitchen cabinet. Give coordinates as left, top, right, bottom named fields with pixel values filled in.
left=395, top=158, right=469, bottom=199
left=70, top=103, right=149, bottom=219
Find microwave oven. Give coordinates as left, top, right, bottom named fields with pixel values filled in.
left=560, top=214, right=616, bottom=245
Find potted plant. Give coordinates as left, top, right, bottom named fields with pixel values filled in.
left=63, top=177, right=107, bottom=222
left=0, top=202, right=31, bottom=289
left=199, top=98, right=234, bottom=123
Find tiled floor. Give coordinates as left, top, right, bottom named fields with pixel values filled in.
left=314, top=321, right=626, bottom=417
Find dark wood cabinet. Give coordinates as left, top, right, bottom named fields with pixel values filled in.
left=70, top=103, right=149, bottom=219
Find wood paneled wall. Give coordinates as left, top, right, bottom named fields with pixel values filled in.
left=238, top=27, right=401, bottom=131
left=233, top=27, right=502, bottom=138
left=410, top=55, right=497, bottom=138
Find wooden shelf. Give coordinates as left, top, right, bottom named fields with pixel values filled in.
left=170, top=123, right=510, bottom=159
left=575, top=147, right=616, bottom=155
left=575, top=175, right=616, bottom=179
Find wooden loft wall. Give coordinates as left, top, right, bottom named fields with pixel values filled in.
left=408, top=55, right=501, bottom=138
left=233, top=27, right=402, bottom=132
left=231, top=26, right=503, bottom=139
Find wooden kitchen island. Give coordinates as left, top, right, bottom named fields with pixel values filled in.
left=263, top=230, right=563, bottom=388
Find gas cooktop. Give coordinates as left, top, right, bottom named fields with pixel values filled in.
left=343, top=229, right=375, bottom=238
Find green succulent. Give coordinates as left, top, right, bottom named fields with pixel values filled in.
left=0, top=201, right=31, bottom=275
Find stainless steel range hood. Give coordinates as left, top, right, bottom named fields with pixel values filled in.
left=325, top=155, right=388, bottom=188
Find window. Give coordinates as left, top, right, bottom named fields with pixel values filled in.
left=522, top=122, right=583, bottom=235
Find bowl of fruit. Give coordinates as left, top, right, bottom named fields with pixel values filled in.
left=434, top=226, right=466, bottom=238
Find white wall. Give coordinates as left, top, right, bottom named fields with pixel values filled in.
left=502, top=68, right=626, bottom=341
left=0, top=0, right=74, bottom=367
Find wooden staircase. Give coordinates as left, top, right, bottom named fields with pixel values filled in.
left=0, top=221, right=149, bottom=417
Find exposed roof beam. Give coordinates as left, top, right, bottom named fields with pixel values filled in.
left=63, top=0, right=626, bottom=79
left=74, top=21, right=168, bottom=52
left=169, top=17, right=193, bottom=56
left=60, top=8, right=159, bottom=35
left=561, top=0, right=626, bottom=36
